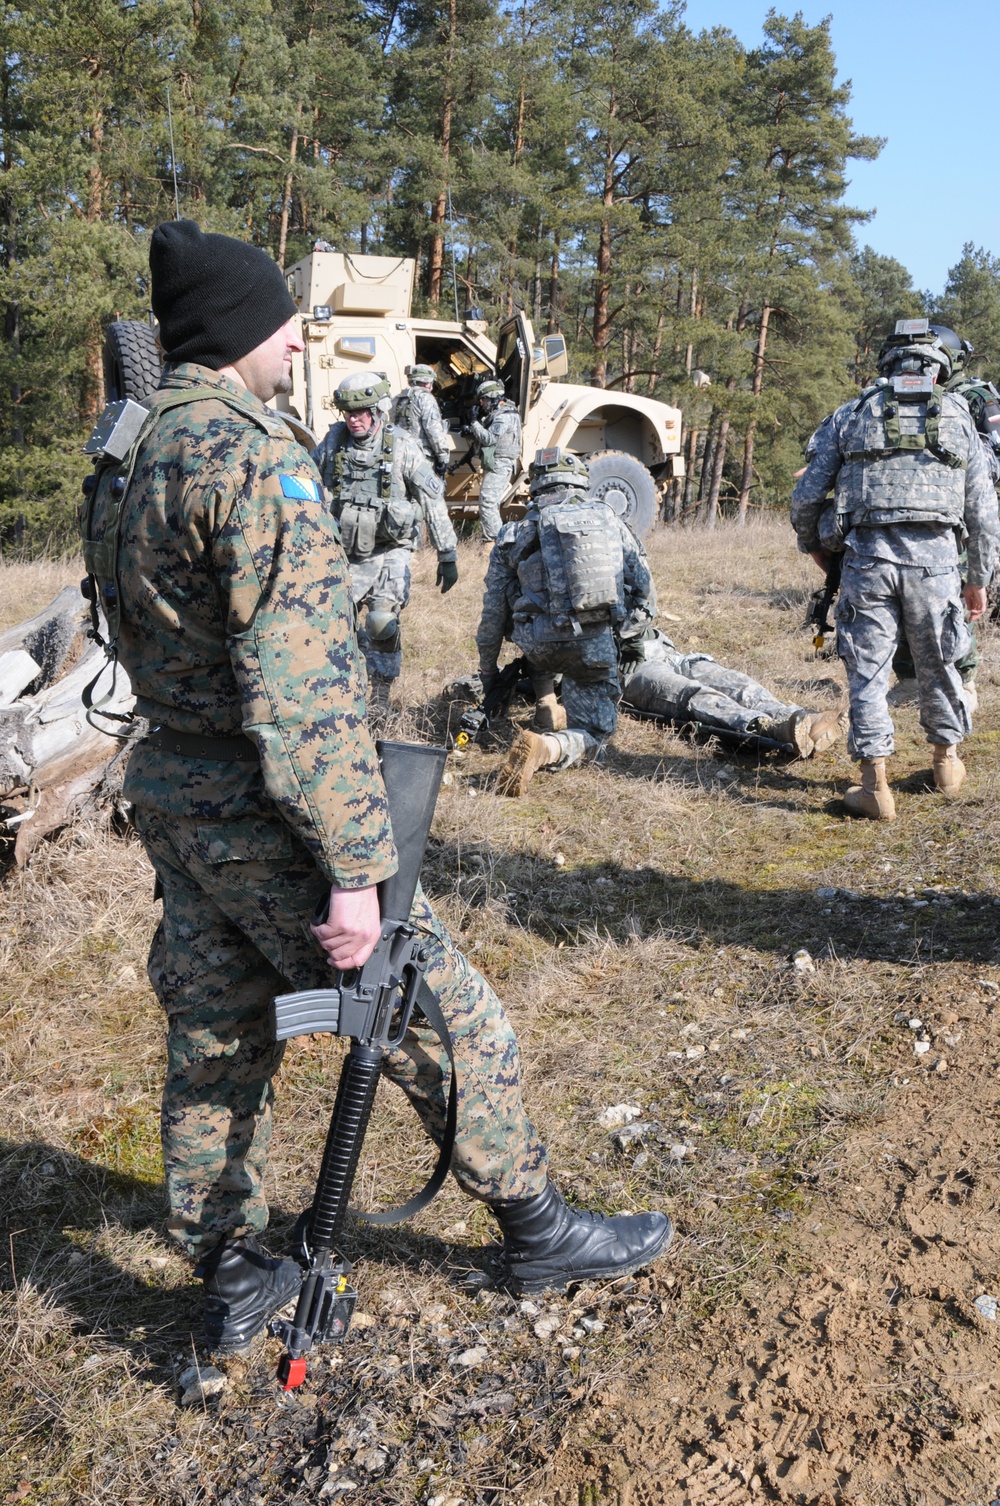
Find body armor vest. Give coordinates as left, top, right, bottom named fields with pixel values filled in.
left=329, top=425, right=419, bottom=559
left=506, top=496, right=624, bottom=673
left=833, top=379, right=969, bottom=531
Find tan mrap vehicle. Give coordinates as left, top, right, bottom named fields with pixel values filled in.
left=276, top=248, right=684, bottom=536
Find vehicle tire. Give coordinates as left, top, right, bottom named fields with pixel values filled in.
left=586, top=450, right=658, bottom=537
left=104, top=320, right=161, bottom=403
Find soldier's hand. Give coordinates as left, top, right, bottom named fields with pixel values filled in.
left=312, top=884, right=382, bottom=970
left=964, top=584, right=988, bottom=620
left=434, top=456, right=449, bottom=478
left=810, top=549, right=835, bottom=574
left=436, top=559, right=459, bottom=593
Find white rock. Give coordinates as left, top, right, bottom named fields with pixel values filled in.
left=179, top=1363, right=227, bottom=1405
left=913, top=1040, right=931, bottom=1055
left=791, top=949, right=815, bottom=973
left=533, top=1315, right=562, bottom=1339
left=975, top=1294, right=998, bottom=1321
left=597, top=1103, right=642, bottom=1129
left=519, top=1299, right=540, bottom=1316
left=451, top=1345, right=489, bottom=1368
left=907, top=1018, right=923, bottom=1030
left=685, top=1045, right=705, bottom=1060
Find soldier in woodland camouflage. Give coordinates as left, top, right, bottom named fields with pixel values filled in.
left=464, top=379, right=522, bottom=541
left=83, top=221, right=671, bottom=1355
left=391, top=364, right=451, bottom=476
left=312, top=372, right=459, bottom=715
left=792, top=319, right=999, bottom=820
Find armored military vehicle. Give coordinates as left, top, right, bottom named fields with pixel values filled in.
left=102, top=246, right=684, bottom=536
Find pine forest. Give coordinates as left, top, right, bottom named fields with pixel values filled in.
left=2, top=0, right=999, bottom=550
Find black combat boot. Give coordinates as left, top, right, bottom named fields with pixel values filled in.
left=196, top=1235, right=304, bottom=1354
left=491, top=1181, right=673, bottom=1294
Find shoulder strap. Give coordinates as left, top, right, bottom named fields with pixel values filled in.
left=81, top=385, right=279, bottom=732
left=379, top=425, right=396, bottom=500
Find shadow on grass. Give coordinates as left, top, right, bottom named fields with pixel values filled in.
left=0, top=1138, right=496, bottom=1374
left=424, top=838, right=1000, bottom=966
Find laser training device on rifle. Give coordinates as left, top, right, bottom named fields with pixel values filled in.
left=270, top=740, right=454, bottom=1391
left=453, top=655, right=533, bottom=748
left=805, top=553, right=843, bottom=653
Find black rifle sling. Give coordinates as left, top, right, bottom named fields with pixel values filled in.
left=357, top=977, right=458, bottom=1225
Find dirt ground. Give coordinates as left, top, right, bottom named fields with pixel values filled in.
left=2, top=521, right=1000, bottom=1506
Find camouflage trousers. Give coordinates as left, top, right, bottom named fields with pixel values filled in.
left=129, top=772, right=548, bottom=1257
left=349, top=546, right=411, bottom=681
left=621, top=650, right=802, bottom=737
left=478, top=462, right=514, bottom=542
left=836, top=555, right=972, bottom=760
left=550, top=668, right=622, bottom=769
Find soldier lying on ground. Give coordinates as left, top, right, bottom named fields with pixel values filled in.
left=473, top=449, right=844, bottom=796
left=81, top=221, right=672, bottom=1356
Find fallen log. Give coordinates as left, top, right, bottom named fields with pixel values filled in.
left=0, top=583, right=88, bottom=694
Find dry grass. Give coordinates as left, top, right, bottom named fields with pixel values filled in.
left=3, top=519, right=1000, bottom=1503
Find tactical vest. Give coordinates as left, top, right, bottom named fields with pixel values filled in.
left=329, top=425, right=419, bottom=559
left=391, top=390, right=415, bottom=430
left=478, top=401, right=520, bottom=472
left=834, top=378, right=969, bottom=531
left=951, top=377, right=1000, bottom=455
left=80, top=385, right=281, bottom=728
left=506, top=496, right=623, bottom=673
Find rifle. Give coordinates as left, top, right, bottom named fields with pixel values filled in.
left=805, top=552, right=843, bottom=653
left=270, top=740, right=452, bottom=1391
left=453, top=655, right=533, bottom=748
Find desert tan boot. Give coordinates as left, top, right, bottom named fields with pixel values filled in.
left=803, top=705, right=848, bottom=756
left=533, top=676, right=567, bottom=733
left=932, top=743, right=966, bottom=794
left=843, top=759, right=896, bottom=821
left=497, top=730, right=561, bottom=796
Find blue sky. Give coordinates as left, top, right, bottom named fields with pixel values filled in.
left=678, top=0, right=999, bottom=297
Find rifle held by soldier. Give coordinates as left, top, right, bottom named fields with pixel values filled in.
left=806, top=551, right=843, bottom=653
left=270, top=739, right=448, bottom=1390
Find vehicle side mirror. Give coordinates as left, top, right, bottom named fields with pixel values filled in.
left=542, top=335, right=568, bottom=379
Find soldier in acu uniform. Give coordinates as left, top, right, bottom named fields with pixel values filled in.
left=390, top=363, right=451, bottom=477
left=464, top=378, right=522, bottom=541
left=792, top=319, right=999, bottom=821
left=477, top=448, right=653, bottom=794
left=81, top=221, right=671, bottom=1355
left=312, top=372, right=459, bottom=716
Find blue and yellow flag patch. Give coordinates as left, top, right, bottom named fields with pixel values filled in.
left=279, top=474, right=322, bottom=502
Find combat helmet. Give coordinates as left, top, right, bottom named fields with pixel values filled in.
left=929, top=324, right=974, bottom=377
left=877, top=319, right=953, bottom=383
left=407, top=364, right=437, bottom=387
left=528, top=446, right=590, bottom=498
left=334, top=371, right=392, bottom=412
left=477, top=379, right=505, bottom=408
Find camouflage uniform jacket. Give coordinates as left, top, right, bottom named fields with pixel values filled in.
left=312, top=419, right=457, bottom=558
left=476, top=496, right=656, bottom=674
left=390, top=385, right=450, bottom=472
left=466, top=400, right=522, bottom=465
left=102, top=362, right=396, bottom=889
left=947, top=374, right=1000, bottom=487
left=791, top=388, right=999, bottom=587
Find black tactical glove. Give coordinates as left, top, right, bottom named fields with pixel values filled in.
left=436, top=559, right=459, bottom=594
left=434, top=456, right=449, bottom=478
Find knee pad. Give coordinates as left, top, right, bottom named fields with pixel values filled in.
left=365, top=603, right=401, bottom=653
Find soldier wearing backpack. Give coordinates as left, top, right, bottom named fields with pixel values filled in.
left=476, top=448, right=653, bottom=795
left=463, top=379, right=522, bottom=541
left=792, top=319, right=998, bottom=821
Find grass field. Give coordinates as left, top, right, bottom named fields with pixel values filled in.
left=2, top=519, right=1000, bottom=1505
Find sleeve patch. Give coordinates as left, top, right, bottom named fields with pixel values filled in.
left=279, top=473, right=322, bottom=501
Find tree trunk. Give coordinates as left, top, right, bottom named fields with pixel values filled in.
left=277, top=115, right=301, bottom=271
left=737, top=303, right=770, bottom=522
left=428, top=0, right=456, bottom=308
left=547, top=231, right=560, bottom=333
left=591, top=104, right=617, bottom=388
left=706, top=416, right=731, bottom=528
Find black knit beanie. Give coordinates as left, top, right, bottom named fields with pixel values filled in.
left=150, top=220, right=297, bottom=369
